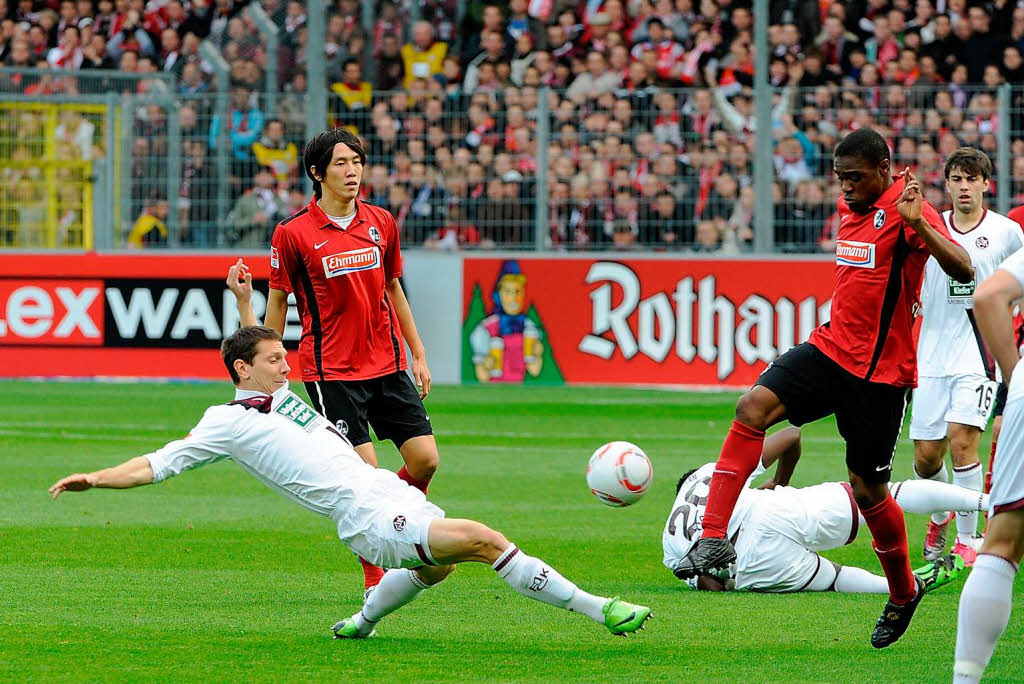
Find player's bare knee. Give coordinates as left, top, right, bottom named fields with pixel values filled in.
left=416, top=563, right=455, bottom=586
left=850, top=476, right=889, bottom=509
left=948, top=431, right=980, bottom=467
left=466, top=522, right=509, bottom=563
left=735, top=390, right=774, bottom=431
left=913, top=448, right=944, bottom=478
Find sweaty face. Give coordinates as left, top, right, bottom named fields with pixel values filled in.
left=834, top=155, right=888, bottom=214
left=945, top=166, right=988, bottom=216
left=239, top=339, right=290, bottom=393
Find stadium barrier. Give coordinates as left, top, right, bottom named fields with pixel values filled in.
left=0, top=251, right=833, bottom=388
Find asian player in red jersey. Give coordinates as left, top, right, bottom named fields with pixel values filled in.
left=228, top=128, right=438, bottom=592
left=674, top=128, right=975, bottom=648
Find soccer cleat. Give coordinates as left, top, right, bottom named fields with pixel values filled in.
left=870, top=576, right=924, bottom=649
left=914, top=553, right=965, bottom=594
left=332, top=618, right=376, bottom=639
left=923, top=513, right=953, bottom=562
left=602, top=597, right=652, bottom=636
left=672, top=537, right=736, bottom=580
left=951, top=540, right=979, bottom=567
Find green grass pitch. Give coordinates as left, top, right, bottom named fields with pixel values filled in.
left=3, top=381, right=1022, bottom=682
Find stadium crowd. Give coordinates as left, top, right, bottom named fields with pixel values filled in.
left=3, top=0, right=1024, bottom=249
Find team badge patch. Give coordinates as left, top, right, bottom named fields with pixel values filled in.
left=976, top=236, right=989, bottom=249
left=336, top=419, right=348, bottom=435
left=873, top=209, right=886, bottom=229
left=393, top=515, right=406, bottom=531
left=368, top=226, right=381, bottom=243
left=270, top=246, right=279, bottom=269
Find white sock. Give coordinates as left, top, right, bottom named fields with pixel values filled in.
left=352, top=569, right=430, bottom=635
left=833, top=565, right=891, bottom=594
left=914, top=462, right=950, bottom=524
left=954, top=554, right=1017, bottom=683
left=492, top=544, right=608, bottom=623
left=889, top=479, right=987, bottom=516
left=952, top=463, right=983, bottom=544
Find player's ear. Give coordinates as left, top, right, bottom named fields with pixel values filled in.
left=309, top=165, right=323, bottom=182
left=234, top=358, right=249, bottom=380
left=879, top=157, right=890, bottom=176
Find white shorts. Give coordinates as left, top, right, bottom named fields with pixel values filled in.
left=910, top=374, right=998, bottom=440
left=989, top=391, right=1024, bottom=516
left=734, top=482, right=858, bottom=593
left=333, top=472, right=446, bottom=569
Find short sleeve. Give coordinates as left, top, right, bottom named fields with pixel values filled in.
left=269, top=225, right=294, bottom=294
left=383, top=211, right=403, bottom=281
left=999, top=247, right=1024, bottom=290
left=144, top=406, right=234, bottom=483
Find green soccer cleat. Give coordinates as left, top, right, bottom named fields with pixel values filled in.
left=602, top=597, right=652, bottom=636
left=914, top=553, right=966, bottom=594
left=332, top=618, right=376, bottom=639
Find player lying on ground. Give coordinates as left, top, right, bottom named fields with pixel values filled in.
left=48, top=326, right=651, bottom=639
left=663, top=427, right=978, bottom=594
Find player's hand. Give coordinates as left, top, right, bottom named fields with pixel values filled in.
left=48, top=473, right=96, bottom=499
left=226, top=258, right=253, bottom=303
left=896, top=167, right=923, bottom=224
left=412, top=355, right=431, bottom=399
left=757, top=479, right=779, bottom=490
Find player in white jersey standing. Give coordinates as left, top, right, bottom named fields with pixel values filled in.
left=953, top=247, right=1024, bottom=683
left=911, top=148, right=1024, bottom=566
left=663, top=428, right=975, bottom=595
left=48, top=326, right=652, bottom=639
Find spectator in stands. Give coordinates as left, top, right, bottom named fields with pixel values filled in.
left=208, top=81, right=264, bottom=196
left=425, top=206, right=480, bottom=250
left=47, top=24, right=83, bottom=68
left=402, top=20, right=447, bottom=90
left=225, top=165, right=285, bottom=246
left=107, top=9, right=155, bottom=59
left=252, top=118, right=297, bottom=185
left=127, top=196, right=170, bottom=248
left=640, top=190, right=692, bottom=248
left=331, top=57, right=372, bottom=131
left=566, top=49, right=620, bottom=103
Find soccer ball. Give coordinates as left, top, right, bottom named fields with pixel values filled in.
left=586, top=441, right=653, bottom=507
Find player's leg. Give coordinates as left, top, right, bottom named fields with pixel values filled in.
left=839, top=381, right=922, bottom=648
left=336, top=564, right=457, bottom=638
left=911, top=377, right=955, bottom=559
left=676, top=343, right=834, bottom=579
left=954, top=385, right=1024, bottom=683
left=802, top=558, right=890, bottom=593
left=306, top=380, right=384, bottom=588
left=369, top=372, right=438, bottom=490
left=426, top=518, right=651, bottom=635
left=887, top=479, right=988, bottom=517
left=946, top=375, right=997, bottom=561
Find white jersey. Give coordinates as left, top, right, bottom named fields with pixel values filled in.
left=661, top=461, right=768, bottom=573
left=917, top=210, right=1024, bottom=379
left=143, top=382, right=426, bottom=540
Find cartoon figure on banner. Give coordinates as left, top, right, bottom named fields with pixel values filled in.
left=470, top=261, right=544, bottom=383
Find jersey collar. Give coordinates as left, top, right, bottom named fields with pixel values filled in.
left=307, top=197, right=368, bottom=231
left=233, top=381, right=290, bottom=402
left=871, top=176, right=905, bottom=211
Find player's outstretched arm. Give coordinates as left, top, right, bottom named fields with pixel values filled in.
left=974, top=269, right=1024, bottom=383
left=49, top=456, right=155, bottom=499
left=757, top=426, right=802, bottom=490
left=897, top=169, right=974, bottom=283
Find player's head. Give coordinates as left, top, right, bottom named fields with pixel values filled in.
left=304, top=128, right=366, bottom=201
left=676, top=469, right=698, bottom=494
left=221, top=326, right=288, bottom=391
left=833, top=128, right=892, bottom=214
left=944, top=146, right=992, bottom=216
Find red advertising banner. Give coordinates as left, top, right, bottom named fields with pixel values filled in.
left=0, top=253, right=278, bottom=380
left=462, top=257, right=836, bottom=388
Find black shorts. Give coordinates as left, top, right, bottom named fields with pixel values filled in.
left=305, top=371, right=433, bottom=448
left=756, top=342, right=910, bottom=483
left=994, top=382, right=1009, bottom=418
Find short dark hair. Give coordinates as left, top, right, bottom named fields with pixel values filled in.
left=304, top=128, right=366, bottom=199
left=944, top=146, right=993, bottom=180
left=834, top=128, right=890, bottom=167
left=676, top=469, right=698, bottom=494
left=221, top=326, right=283, bottom=384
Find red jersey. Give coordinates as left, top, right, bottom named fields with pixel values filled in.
left=809, top=177, right=959, bottom=387
left=269, top=198, right=406, bottom=382
left=1007, top=205, right=1024, bottom=231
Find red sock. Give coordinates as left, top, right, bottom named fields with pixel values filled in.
left=986, top=440, right=997, bottom=494
left=860, top=496, right=917, bottom=604
left=397, top=465, right=431, bottom=494
left=700, top=420, right=766, bottom=538
left=360, top=557, right=385, bottom=590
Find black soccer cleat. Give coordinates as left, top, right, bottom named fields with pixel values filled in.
left=672, top=537, right=737, bottom=580
left=870, top=576, right=925, bottom=649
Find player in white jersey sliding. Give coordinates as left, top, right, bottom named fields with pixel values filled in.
left=912, top=147, right=1024, bottom=566
left=48, top=326, right=652, bottom=639
left=953, top=248, right=1024, bottom=683
left=663, top=427, right=978, bottom=594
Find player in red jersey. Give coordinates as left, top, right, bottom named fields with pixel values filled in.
left=673, top=128, right=975, bottom=648
left=228, top=128, right=438, bottom=592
